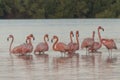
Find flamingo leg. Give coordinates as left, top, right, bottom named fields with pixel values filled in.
left=110, top=49, right=112, bottom=58
left=61, top=52, right=63, bottom=57
left=108, top=49, right=112, bottom=58
left=108, top=49, right=110, bottom=57
left=86, top=48, right=87, bottom=55
left=64, top=52, right=66, bottom=57
left=39, top=52, right=41, bottom=55
left=42, top=52, right=44, bottom=54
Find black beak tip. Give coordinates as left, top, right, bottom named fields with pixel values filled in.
left=7, top=38, right=9, bottom=41
left=33, top=38, right=35, bottom=40
left=51, top=39, right=53, bottom=43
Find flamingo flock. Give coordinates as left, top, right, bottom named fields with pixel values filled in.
left=7, top=26, right=117, bottom=57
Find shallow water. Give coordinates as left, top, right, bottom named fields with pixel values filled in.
left=0, top=19, right=120, bottom=80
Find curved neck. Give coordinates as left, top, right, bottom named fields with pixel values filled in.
left=76, top=33, right=79, bottom=45
left=9, top=37, right=14, bottom=53
left=52, top=37, right=58, bottom=51
left=27, top=38, right=32, bottom=45
left=44, top=36, right=48, bottom=44
left=98, top=28, right=102, bottom=43
left=92, top=32, right=95, bottom=41
left=70, top=33, right=73, bottom=43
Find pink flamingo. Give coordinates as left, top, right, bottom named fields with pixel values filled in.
left=34, top=34, right=49, bottom=54
left=81, top=31, right=95, bottom=54
left=71, top=31, right=80, bottom=53
left=21, top=34, right=35, bottom=55
left=67, top=31, right=74, bottom=53
left=7, top=35, right=27, bottom=54
left=101, top=38, right=117, bottom=57
left=51, top=35, right=69, bottom=56
left=89, top=26, right=104, bottom=52
left=68, top=31, right=79, bottom=54
left=74, top=30, right=80, bottom=51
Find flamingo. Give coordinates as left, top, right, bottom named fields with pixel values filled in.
left=51, top=35, right=69, bottom=56
left=34, top=34, right=49, bottom=54
left=7, top=35, right=27, bottom=54
left=81, top=31, right=95, bottom=54
left=70, top=31, right=80, bottom=53
left=101, top=38, right=117, bottom=57
left=89, top=26, right=104, bottom=53
left=20, top=34, right=35, bottom=55
left=68, top=31, right=79, bottom=54
left=94, top=26, right=117, bottom=57
left=67, top=31, right=74, bottom=54
left=74, top=30, right=80, bottom=51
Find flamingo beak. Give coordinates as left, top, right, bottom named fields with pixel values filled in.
left=33, top=37, right=35, bottom=40
left=26, top=39, right=28, bottom=43
left=47, top=38, right=49, bottom=41
left=7, top=37, right=9, bottom=41
left=100, top=27, right=104, bottom=31
left=102, top=28, right=104, bottom=31
left=51, top=39, right=53, bottom=43
left=73, top=34, right=74, bottom=37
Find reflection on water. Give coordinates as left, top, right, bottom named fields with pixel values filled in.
left=0, top=51, right=119, bottom=80
left=34, top=54, right=49, bottom=63
left=52, top=53, right=80, bottom=70
left=105, top=56, right=117, bottom=63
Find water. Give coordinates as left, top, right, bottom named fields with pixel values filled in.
left=0, top=19, right=120, bottom=80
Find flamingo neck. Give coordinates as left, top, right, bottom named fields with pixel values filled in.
left=44, top=36, right=47, bottom=43
left=98, top=28, right=102, bottom=44
left=44, top=36, right=49, bottom=47
left=52, top=37, right=58, bottom=51
left=92, top=32, right=95, bottom=41
left=70, top=33, right=73, bottom=43
left=76, top=34, right=79, bottom=47
left=28, top=38, right=32, bottom=45
left=9, top=37, right=14, bottom=53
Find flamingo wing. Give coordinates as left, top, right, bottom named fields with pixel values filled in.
left=81, top=38, right=94, bottom=49
left=111, top=40, right=117, bottom=49
left=68, top=42, right=74, bottom=51
left=56, top=42, right=69, bottom=52
left=73, top=43, right=79, bottom=50
left=102, top=39, right=117, bottom=49
left=92, top=42, right=101, bottom=50
left=35, top=42, right=48, bottom=52
left=12, top=43, right=27, bottom=54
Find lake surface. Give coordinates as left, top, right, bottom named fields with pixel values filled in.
left=0, top=19, right=120, bottom=80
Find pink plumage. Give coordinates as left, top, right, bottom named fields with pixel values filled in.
left=81, top=31, right=95, bottom=54
left=89, top=26, right=104, bottom=52
left=51, top=35, right=69, bottom=54
left=34, top=34, right=49, bottom=54
left=7, top=35, right=27, bottom=54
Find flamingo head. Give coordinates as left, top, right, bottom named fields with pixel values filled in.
left=70, top=31, right=74, bottom=37
left=45, top=34, right=49, bottom=41
left=93, top=31, right=95, bottom=34
left=51, top=35, right=58, bottom=43
left=26, top=34, right=35, bottom=43
left=98, top=26, right=104, bottom=31
left=76, top=30, right=79, bottom=37
left=7, top=35, right=14, bottom=41
left=28, top=34, right=35, bottom=40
